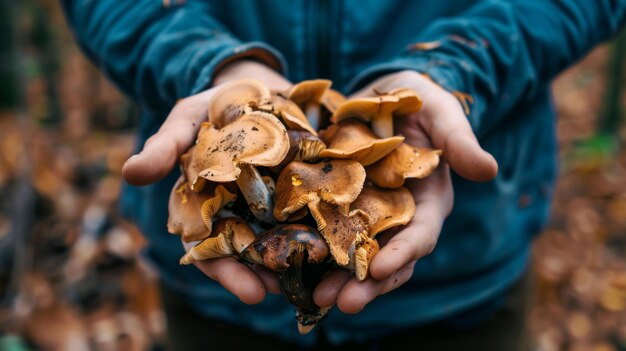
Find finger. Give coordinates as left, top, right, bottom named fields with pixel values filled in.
left=336, top=262, right=415, bottom=314
left=122, top=91, right=213, bottom=186
left=313, top=269, right=353, bottom=308
left=250, top=264, right=281, bottom=294
left=194, top=257, right=266, bottom=304
left=417, top=101, right=498, bottom=182
left=370, top=169, right=452, bottom=281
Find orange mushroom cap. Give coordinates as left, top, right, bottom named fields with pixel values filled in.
left=208, top=79, right=271, bottom=128
left=273, top=160, right=366, bottom=223
left=183, top=111, right=289, bottom=191
left=261, top=94, right=318, bottom=135
left=319, top=120, right=404, bottom=166
left=287, top=80, right=332, bottom=131
left=321, top=89, right=346, bottom=114
left=167, top=176, right=236, bottom=243
left=331, top=88, right=422, bottom=138
left=366, top=143, right=442, bottom=188
left=351, top=184, right=416, bottom=237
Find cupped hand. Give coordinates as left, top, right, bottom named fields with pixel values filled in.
left=122, top=60, right=290, bottom=304
left=313, top=70, right=498, bottom=313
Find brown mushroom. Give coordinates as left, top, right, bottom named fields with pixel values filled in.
left=321, top=89, right=346, bottom=115
left=313, top=202, right=373, bottom=267
left=208, top=79, right=271, bottom=128
left=311, top=185, right=416, bottom=280
left=258, top=94, right=318, bottom=135
left=351, top=184, right=416, bottom=237
left=332, top=88, right=422, bottom=138
left=241, top=224, right=331, bottom=335
left=271, top=130, right=327, bottom=172
left=179, top=217, right=256, bottom=265
left=182, top=112, right=289, bottom=223
left=287, top=79, right=332, bottom=131
left=366, top=143, right=442, bottom=188
left=273, top=160, right=366, bottom=226
left=319, top=120, right=405, bottom=166
left=167, top=176, right=236, bottom=243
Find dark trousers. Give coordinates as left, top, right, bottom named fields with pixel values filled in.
left=161, top=272, right=532, bottom=351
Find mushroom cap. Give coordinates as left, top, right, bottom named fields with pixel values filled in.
left=167, top=176, right=236, bottom=242
left=273, top=160, right=366, bottom=222
left=351, top=184, right=416, bottom=237
left=331, top=89, right=423, bottom=138
left=388, top=87, right=423, bottom=115
left=265, top=94, right=318, bottom=135
left=287, top=79, right=332, bottom=108
left=241, top=224, right=329, bottom=272
left=330, top=95, right=399, bottom=124
left=179, top=217, right=256, bottom=264
left=313, top=202, right=370, bottom=266
left=208, top=79, right=271, bottom=128
left=321, top=89, right=346, bottom=114
left=319, top=120, right=404, bottom=166
left=366, top=143, right=442, bottom=188
left=183, top=112, right=289, bottom=191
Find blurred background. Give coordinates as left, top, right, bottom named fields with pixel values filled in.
left=0, top=1, right=625, bottom=350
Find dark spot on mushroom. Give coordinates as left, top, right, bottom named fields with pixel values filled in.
left=321, top=162, right=333, bottom=174
left=251, top=126, right=259, bottom=131
left=384, top=215, right=393, bottom=220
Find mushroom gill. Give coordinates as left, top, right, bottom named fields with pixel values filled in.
left=179, top=217, right=256, bottom=265
left=167, top=176, right=236, bottom=243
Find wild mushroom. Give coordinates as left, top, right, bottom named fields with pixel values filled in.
left=321, top=89, right=346, bottom=115
left=208, top=79, right=271, bottom=128
left=271, top=130, right=327, bottom=172
left=366, top=143, right=442, bottom=188
left=273, top=159, right=366, bottom=227
left=182, top=111, right=289, bottom=223
left=241, top=224, right=331, bottom=335
left=287, top=79, right=332, bottom=131
left=258, top=94, right=318, bottom=135
left=310, top=185, right=416, bottom=280
left=179, top=217, right=256, bottom=265
left=167, top=176, right=236, bottom=243
left=319, top=120, right=404, bottom=166
left=332, top=88, right=422, bottom=138
left=351, top=184, right=416, bottom=237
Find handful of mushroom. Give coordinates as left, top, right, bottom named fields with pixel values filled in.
left=167, top=79, right=442, bottom=334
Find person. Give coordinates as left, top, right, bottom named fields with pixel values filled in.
left=61, top=1, right=626, bottom=350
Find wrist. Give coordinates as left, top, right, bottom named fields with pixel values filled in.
left=213, top=60, right=292, bottom=91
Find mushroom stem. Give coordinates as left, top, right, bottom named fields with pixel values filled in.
left=235, top=163, right=276, bottom=224
left=305, top=103, right=321, bottom=131
left=278, top=251, right=331, bottom=334
left=371, top=113, right=394, bottom=138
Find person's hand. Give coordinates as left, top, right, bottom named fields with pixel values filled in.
left=122, top=60, right=290, bottom=304
left=313, top=70, right=498, bottom=313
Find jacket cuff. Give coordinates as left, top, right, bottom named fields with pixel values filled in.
left=190, top=41, right=288, bottom=95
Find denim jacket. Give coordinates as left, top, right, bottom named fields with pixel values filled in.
left=62, top=0, right=626, bottom=345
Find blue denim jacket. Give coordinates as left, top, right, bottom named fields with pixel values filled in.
left=63, top=0, right=626, bottom=345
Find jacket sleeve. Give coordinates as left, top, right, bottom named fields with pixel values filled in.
left=349, top=0, right=626, bottom=135
left=61, top=0, right=286, bottom=113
